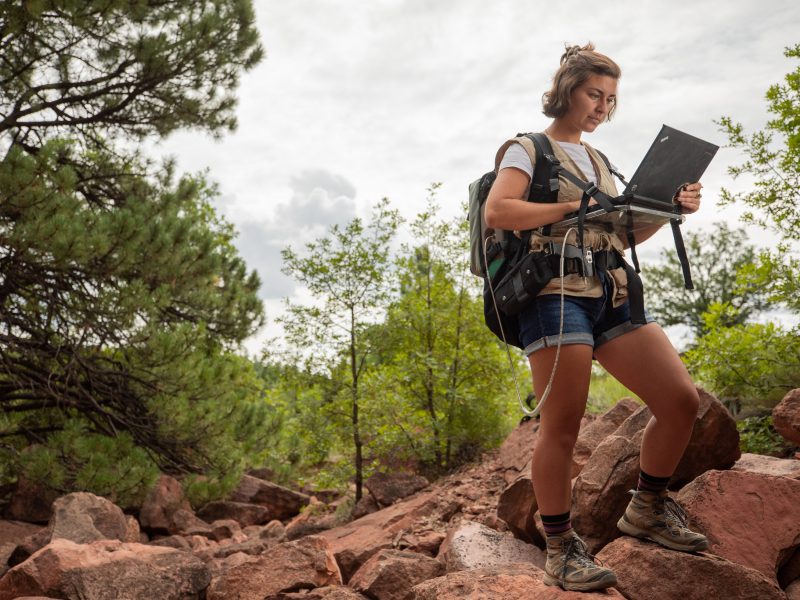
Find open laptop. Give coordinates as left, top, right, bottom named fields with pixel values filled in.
left=555, top=125, right=719, bottom=231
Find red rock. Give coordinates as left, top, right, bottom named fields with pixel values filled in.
left=148, top=534, right=191, bottom=551
left=351, top=494, right=379, bottom=519
left=206, top=535, right=341, bottom=600
left=392, top=530, right=445, bottom=557
left=496, top=472, right=541, bottom=545
left=437, top=520, right=545, bottom=572
left=5, top=477, right=58, bottom=524
left=168, top=508, right=212, bottom=537
left=570, top=431, right=643, bottom=552
left=196, top=501, right=270, bottom=527
left=411, top=563, right=626, bottom=599
left=670, top=387, right=741, bottom=487
left=267, top=586, right=369, bottom=599
left=597, top=536, right=785, bottom=600
left=780, top=548, right=800, bottom=589
left=139, top=474, right=192, bottom=533
left=498, top=419, right=539, bottom=483
left=732, top=452, right=800, bottom=479
left=206, top=551, right=257, bottom=579
left=0, top=543, right=14, bottom=577
left=365, top=472, right=429, bottom=507
left=321, top=492, right=440, bottom=583
left=676, top=469, right=800, bottom=584
left=349, top=549, right=444, bottom=600
left=6, top=529, right=49, bottom=568
left=572, top=397, right=640, bottom=477
left=209, top=519, right=243, bottom=542
left=0, top=538, right=210, bottom=600
left=229, top=475, right=310, bottom=521
left=124, top=515, right=140, bottom=543
left=0, top=521, right=42, bottom=547
left=773, top=388, right=800, bottom=446
left=286, top=511, right=337, bottom=541
left=48, top=492, right=128, bottom=544
left=787, top=580, right=800, bottom=600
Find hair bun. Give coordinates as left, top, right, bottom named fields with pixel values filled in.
left=560, top=42, right=596, bottom=65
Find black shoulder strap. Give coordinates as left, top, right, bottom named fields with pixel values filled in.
left=527, top=132, right=559, bottom=236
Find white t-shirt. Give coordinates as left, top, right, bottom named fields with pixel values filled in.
left=499, top=140, right=598, bottom=184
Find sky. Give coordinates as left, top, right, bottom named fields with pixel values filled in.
left=151, top=0, right=800, bottom=355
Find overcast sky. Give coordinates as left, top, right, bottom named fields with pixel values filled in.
left=152, top=0, right=800, bottom=354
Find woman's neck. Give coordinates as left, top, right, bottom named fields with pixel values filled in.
left=544, top=120, right=582, bottom=144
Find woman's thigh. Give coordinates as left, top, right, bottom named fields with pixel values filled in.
left=593, top=322, right=699, bottom=420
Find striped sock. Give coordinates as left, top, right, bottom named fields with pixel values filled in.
left=541, top=511, right=572, bottom=536
left=637, top=469, right=670, bottom=493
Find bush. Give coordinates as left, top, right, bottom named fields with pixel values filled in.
left=736, top=415, right=794, bottom=457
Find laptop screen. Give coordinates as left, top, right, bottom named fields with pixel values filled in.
left=624, top=125, right=719, bottom=205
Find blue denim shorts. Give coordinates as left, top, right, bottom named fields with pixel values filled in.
left=518, top=270, right=655, bottom=356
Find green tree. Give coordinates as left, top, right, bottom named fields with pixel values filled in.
left=641, top=222, right=767, bottom=338
left=716, top=43, right=800, bottom=312
left=364, top=188, right=522, bottom=475
left=0, top=1, right=267, bottom=504
left=279, top=199, right=402, bottom=501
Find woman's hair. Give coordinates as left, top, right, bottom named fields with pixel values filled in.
left=542, top=42, right=621, bottom=121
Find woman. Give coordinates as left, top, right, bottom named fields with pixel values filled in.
left=484, top=43, right=707, bottom=593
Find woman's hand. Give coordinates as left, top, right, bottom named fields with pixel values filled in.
left=674, top=182, right=703, bottom=214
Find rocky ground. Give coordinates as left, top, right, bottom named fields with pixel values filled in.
left=1, top=386, right=799, bottom=599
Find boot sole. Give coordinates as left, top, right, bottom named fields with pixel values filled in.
left=542, top=572, right=618, bottom=591
left=617, top=517, right=709, bottom=552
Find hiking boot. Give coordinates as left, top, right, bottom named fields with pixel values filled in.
left=542, top=529, right=618, bottom=592
left=617, top=488, right=709, bottom=552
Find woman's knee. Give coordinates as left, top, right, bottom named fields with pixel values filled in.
left=651, top=384, right=700, bottom=424
left=537, top=427, right=581, bottom=455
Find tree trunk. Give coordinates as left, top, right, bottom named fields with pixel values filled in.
left=350, top=306, right=363, bottom=502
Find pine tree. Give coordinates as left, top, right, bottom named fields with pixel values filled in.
left=0, top=1, right=266, bottom=504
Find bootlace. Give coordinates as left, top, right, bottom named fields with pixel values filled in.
left=661, top=496, right=689, bottom=528
left=561, top=534, right=605, bottom=579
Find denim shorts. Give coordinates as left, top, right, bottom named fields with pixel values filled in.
left=518, top=270, right=655, bottom=356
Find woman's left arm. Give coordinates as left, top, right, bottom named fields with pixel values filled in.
left=624, top=182, right=703, bottom=247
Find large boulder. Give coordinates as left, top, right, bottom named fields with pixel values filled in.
left=48, top=493, right=128, bottom=544
left=139, top=475, right=192, bottom=533
left=437, top=520, right=545, bottom=572
left=4, top=477, right=58, bottom=524
left=675, top=469, right=800, bottom=585
left=196, top=501, right=270, bottom=527
left=571, top=388, right=740, bottom=552
left=364, top=472, right=429, bottom=507
left=411, top=563, right=626, bottom=599
left=497, top=419, right=540, bottom=484
left=496, top=472, right=541, bottom=545
left=773, top=388, right=800, bottom=446
left=321, top=491, right=441, bottom=583
left=572, top=397, right=640, bottom=477
left=597, top=536, right=786, bottom=600
left=272, top=587, right=370, bottom=599
left=731, top=452, right=800, bottom=479
left=229, top=475, right=310, bottom=521
left=0, top=538, right=210, bottom=600
left=206, top=535, right=341, bottom=600
left=349, top=549, right=444, bottom=600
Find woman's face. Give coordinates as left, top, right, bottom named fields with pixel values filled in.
left=566, top=74, right=618, bottom=133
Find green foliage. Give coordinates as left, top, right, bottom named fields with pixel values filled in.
left=716, top=44, right=800, bottom=313
left=736, top=415, right=793, bottom=457
left=684, top=304, right=800, bottom=412
left=641, top=222, right=767, bottom=338
left=0, top=0, right=263, bottom=143
left=279, top=199, right=402, bottom=500
left=0, top=2, right=269, bottom=502
left=363, top=188, right=521, bottom=475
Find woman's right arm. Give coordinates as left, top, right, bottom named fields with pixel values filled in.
left=484, top=167, right=586, bottom=230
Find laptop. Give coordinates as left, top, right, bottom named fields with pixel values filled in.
left=555, top=124, right=719, bottom=230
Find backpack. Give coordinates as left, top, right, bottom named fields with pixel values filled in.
left=467, top=133, right=664, bottom=348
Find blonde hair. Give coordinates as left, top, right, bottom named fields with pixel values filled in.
left=542, top=43, right=621, bottom=121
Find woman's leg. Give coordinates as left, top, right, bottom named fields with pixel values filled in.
left=529, top=343, right=594, bottom=513
left=593, top=322, right=699, bottom=477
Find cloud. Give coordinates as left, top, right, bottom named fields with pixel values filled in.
left=229, top=168, right=358, bottom=300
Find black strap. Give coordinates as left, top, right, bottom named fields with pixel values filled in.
left=671, top=218, right=694, bottom=289
left=527, top=132, right=560, bottom=237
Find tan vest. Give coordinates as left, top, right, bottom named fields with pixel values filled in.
left=494, top=133, right=630, bottom=306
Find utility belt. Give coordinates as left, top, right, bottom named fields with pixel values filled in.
left=493, top=240, right=645, bottom=323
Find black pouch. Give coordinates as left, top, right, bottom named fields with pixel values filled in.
left=492, top=250, right=556, bottom=316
